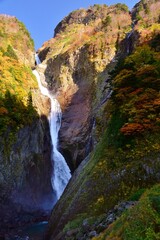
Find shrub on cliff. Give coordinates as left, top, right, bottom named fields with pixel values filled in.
left=114, top=3, right=129, bottom=13
left=3, top=45, right=18, bottom=60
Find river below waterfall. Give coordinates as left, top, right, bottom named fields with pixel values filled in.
left=3, top=221, right=48, bottom=240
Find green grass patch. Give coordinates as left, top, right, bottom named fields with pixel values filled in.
left=129, top=188, right=146, bottom=201
left=63, top=213, right=88, bottom=233
left=96, top=184, right=160, bottom=240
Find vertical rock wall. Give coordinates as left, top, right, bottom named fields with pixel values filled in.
left=0, top=115, right=54, bottom=230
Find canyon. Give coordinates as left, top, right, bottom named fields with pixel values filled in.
left=0, top=0, right=160, bottom=239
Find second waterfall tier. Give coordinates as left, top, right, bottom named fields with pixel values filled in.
left=33, top=69, right=71, bottom=201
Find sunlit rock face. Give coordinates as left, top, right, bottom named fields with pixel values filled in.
left=38, top=4, right=131, bottom=170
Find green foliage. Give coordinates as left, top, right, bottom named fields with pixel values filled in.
left=115, top=3, right=129, bottom=12
left=0, top=29, right=6, bottom=37
left=135, top=14, right=143, bottom=21
left=93, top=4, right=101, bottom=10
left=3, top=45, right=18, bottom=60
left=144, top=4, right=150, bottom=15
left=124, top=45, right=155, bottom=69
left=0, top=46, right=5, bottom=54
left=103, top=15, right=112, bottom=27
left=129, top=188, right=146, bottom=201
left=0, top=90, right=38, bottom=134
left=106, top=111, right=129, bottom=148
left=150, top=33, right=160, bottom=51
left=63, top=214, right=87, bottom=233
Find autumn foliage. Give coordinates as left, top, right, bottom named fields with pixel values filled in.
left=0, top=49, right=38, bottom=134
left=112, top=43, right=160, bottom=137
left=0, top=16, right=38, bottom=135
left=120, top=123, right=144, bottom=135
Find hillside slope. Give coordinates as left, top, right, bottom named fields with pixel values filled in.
left=44, top=1, right=160, bottom=239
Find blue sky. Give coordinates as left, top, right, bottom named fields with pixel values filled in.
left=0, top=0, right=138, bottom=50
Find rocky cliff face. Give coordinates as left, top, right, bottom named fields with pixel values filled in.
left=44, top=1, right=160, bottom=239
left=0, top=15, right=54, bottom=234
left=0, top=117, right=54, bottom=229
left=38, top=3, right=131, bottom=170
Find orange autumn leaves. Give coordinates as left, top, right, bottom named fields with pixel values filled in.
left=113, top=44, right=160, bottom=136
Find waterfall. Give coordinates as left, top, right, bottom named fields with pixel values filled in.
left=35, top=53, right=41, bottom=65
left=33, top=55, right=71, bottom=200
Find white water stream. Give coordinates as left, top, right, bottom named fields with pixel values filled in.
left=33, top=55, right=71, bottom=200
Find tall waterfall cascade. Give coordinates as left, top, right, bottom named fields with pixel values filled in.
left=33, top=54, right=71, bottom=200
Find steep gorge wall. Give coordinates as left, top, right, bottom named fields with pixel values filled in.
left=38, top=4, right=131, bottom=170
left=0, top=15, right=54, bottom=232
left=0, top=117, right=54, bottom=227
left=44, top=1, right=160, bottom=239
